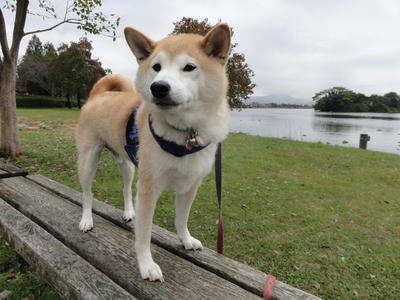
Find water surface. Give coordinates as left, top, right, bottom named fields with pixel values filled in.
left=230, top=108, right=400, bottom=155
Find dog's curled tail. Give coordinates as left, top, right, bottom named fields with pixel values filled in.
left=88, top=74, right=135, bottom=101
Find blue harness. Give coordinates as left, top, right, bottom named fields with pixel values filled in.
left=124, top=106, right=208, bottom=167
left=124, top=106, right=140, bottom=167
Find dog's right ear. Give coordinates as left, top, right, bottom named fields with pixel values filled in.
left=124, top=27, right=155, bottom=63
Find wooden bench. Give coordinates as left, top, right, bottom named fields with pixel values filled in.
left=0, top=163, right=321, bottom=299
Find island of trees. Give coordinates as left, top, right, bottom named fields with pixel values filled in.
left=313, top=87, right=400, bottom=112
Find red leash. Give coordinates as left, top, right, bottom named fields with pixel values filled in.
left=263, top=274, right=276, bottom=300
left=215, top=144, right=276, bottom=299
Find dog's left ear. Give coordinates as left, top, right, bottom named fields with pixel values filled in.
left=124, top=27, right=156, bottom=64
left=201, top=24, right=231, bottom=65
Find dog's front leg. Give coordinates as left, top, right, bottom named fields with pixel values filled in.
left=175, top=181, right=203, bottom=251
left=135, top=182, right=164, bottom=282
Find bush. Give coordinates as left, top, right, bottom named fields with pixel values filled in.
left=16, top=95, right=85, bottom=108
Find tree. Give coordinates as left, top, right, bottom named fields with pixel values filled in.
left=49, top=37, right=107, bottom=108
left=368, top=94, right=390, bottom=113
left=17, top=35, right=55, bottom=95
left=312, top=87, right=350, bottom=103
left=18, top=54, right=51, bottom=95
left=49, top=43, right=83, bottom=108
left=73, top=37, right=108, bottom=103
left=171, top=17, right=255, bottom=108
left=352, top=93, right=369, bottom=112
left=313, top=87, right=354, bottom=112
left=25, top=34, right=43, bottom=58
left=0, top=0, right=119, bottom=158
left=384, top=92, right=400, bottom=111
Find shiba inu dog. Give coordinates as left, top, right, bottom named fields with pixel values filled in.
left=76, top=23, right=231, bottom=281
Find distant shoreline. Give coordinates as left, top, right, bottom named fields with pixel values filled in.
left=246, top=103, right=312, bottom=109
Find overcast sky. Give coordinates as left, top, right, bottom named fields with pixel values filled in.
left=3, top=0, right=400, bottom=100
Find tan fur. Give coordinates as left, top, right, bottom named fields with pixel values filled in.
left=76, top=24, right=231, bottom=282
left=88, top=74, right=135, bottom=101
left=77, top=93, right=140, bottom=157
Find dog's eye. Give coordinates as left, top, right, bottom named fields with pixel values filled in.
left=152, top=63, right=161, bottom=72
left=183, top=64, right=197, bottom=72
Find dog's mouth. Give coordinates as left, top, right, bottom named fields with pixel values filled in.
left=153, top=97, right=180, bottom=109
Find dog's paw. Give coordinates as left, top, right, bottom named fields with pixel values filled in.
left=79, top=216, right=93, bottom=232
left=123, top=209, right=135, bottom=222
left=182, top=236, right=203, bottom=251
left=139, top=261, right=164, bottom=282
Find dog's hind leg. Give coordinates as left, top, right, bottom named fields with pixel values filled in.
left=114, top=155, right=135, bottom=222
left=175, top=181, right=203, bottom=250
left=78, top=142, right=102, bottom=232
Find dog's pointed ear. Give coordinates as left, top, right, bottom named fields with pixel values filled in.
left=124, top=27, right=156, bottom=63
left=201, top=24, right=231, bottom=64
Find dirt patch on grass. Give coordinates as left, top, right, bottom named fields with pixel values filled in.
left=19, top=122, right=52, bottom=130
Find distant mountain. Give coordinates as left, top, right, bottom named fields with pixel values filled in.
left=249, top=94, right=313, bottom=106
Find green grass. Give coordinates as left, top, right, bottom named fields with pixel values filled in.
left=1, top=108, right=400, bottom=299
left=0, top=240, right=61, bottom=300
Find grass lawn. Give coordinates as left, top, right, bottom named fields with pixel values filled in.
left=1, top=107, right=399, bottom=299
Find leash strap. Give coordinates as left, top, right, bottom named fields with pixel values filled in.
left=215, top=143, right=223, bottom=254
left=263, top=274, right=276, bottom=300
left=214, top=143, right=276, bottom=299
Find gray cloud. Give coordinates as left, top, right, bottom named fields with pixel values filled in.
left=3, top=0, right=400, bottom=101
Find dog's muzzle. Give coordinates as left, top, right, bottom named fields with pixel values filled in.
left=150, top=80, right=178, bottom=108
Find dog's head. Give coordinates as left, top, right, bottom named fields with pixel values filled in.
left=124, top=24, right=231, bottom=113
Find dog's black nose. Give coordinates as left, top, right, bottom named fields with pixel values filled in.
left=151, top=81, right=170, bottom=99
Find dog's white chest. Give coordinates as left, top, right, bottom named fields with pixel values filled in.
left=151, top=144, right=217, bottom=193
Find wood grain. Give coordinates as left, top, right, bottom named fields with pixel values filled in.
left=0, top=198, right=136, bottom=300
left=27, top=174, right=321, bottom=300
left=0, top=176, right=260, bottom=300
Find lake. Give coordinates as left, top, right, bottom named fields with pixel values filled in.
left=230, top=108, right=400, bottom=155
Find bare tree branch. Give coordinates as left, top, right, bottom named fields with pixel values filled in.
left=64, top=0, right=72, bottom=20
left=24, top=18, right=82, bottom=36
left=23, top=0, right=81, bottom=37
left=0, top=8, right=11, bottom=60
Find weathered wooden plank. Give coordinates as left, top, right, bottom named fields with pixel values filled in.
left=0, top=177, right=260, bottom=300
left=0, top=198, right=136, bottom=300
left=0, top=162, right=27, bottom=178
left=27, top=174, right=321, bottom=300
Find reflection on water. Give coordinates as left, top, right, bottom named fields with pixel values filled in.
left=313, top=121, right=356, bottom=133
left=230, top=108, right=400, bottom=155
left=315, top=113, right=400, bottom=121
